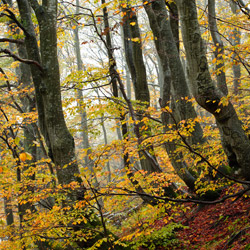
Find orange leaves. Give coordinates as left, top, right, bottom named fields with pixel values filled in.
left=19, top=152, right=27, bottom=162
left=19, top=152, right=32, bottom=162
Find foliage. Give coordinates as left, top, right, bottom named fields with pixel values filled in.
left=128, top=222, right=183, bottom=250
left=176, top=186, right=250, bottom=250
left=0, top=0, right=250, bottom=249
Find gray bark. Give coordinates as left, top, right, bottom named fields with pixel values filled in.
left=101, top=1, right=174, bottom=200
left=101, top=117, right=111, bottom=182
left=143, top=0, right=205, bottom=189
left=208, top=0, right=241, bottom=172
left=16, top=1, right=113, bottom=248
left=128, top=9, right=150, bottom=103
left=230, top=0, right=241, bottom=94
left=73, top=0, right=97, bottom=185
left=177, top=0, right=250, bottom=180
left=6, top=6, right=40, bottom=242
left=168, top=1, right=179, bottom=52
left=208, top=0, right=228, bottom=95
left=17, top=0, right=82, bottom=189
left=4, top=197, right=14, bottom=226
left=144, top=0, right=204, bottom=145
left=122, top=6, right=160, bottom=173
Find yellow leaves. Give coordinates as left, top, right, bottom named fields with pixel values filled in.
left=131, top=37, right=140, bottom=42
left=11, top=61, right=20, bottom=69
left=130, top=22, right=136, bottom=26
left=219, top=96, right=230, bottom=107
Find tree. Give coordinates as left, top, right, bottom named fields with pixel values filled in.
left=1, top=0, right=117, bottom=248
left=121, top=3, right=160, bottom=173
left=176, top=0, right=250, bottom=180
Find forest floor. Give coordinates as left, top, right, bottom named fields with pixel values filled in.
left=174, top=186, right=250, bottom=249
left=130, top=184, right=250, bottom=250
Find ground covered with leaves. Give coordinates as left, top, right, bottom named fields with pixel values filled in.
left=117, top=185, right=250, bottom=250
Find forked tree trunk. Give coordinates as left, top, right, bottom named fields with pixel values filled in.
left=102, top=0, right=175, bottom=199
left=176, top=0, right=250, bottom=180
left=144, top=0, right=204, bottom=145
left=143, top=0, right=205, bottom=190
left=17, top=0, right=82, bottom=190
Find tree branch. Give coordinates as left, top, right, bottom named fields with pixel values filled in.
left=0, top=38, right=24, bottom=44
left=0, top=48, right=44, bottom=72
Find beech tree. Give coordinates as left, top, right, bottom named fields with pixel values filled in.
left=176, top=0, right=250, bottom=180
left=1, top=0, right=116, bottom=248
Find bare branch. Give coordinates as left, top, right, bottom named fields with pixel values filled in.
left=0, top=48, right=44, bottom=72
left=0, top=38, right=24, bottom=44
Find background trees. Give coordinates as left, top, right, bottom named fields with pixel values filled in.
left=0, top=0, right=250, bottom=249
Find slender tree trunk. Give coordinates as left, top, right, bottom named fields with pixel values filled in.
left=121, top=5, right=160, bottom=173
left=4, top=197, right=14, bottom=226
left=208, top=0, right=228, bottom=95
left=101, top=117, right=112, bottom=182
left=168, top=1, right=179, bottom=52
left=73, top=0, right=97, bottom=186
left=7, top=10, right=45, bottom=245
left=230, top=0, right=241, bottom=94
left=101, top=0, right=176, bottom=198
left=207, top=0, right=242, bottom=171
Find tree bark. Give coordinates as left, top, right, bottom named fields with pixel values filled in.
left=230, top=0, right=241, bottom=94
left=176, top=0, right=250, bottom=180
left=73, top=0, right=97, bottom=185
left=208, top=0, right=228, bottom=95
left=122, top=5, right=160, bottom=173
left=144, top=0, right=204, bottom=145
left=15, top=1, right=115, bottom=248
left=101, top=0, right=176, bottom=198
left=17, top=0, right=82, bottom=189
left=143, top=0, right=206, bottom=190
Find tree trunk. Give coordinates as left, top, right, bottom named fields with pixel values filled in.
left=230, top=0, right=241, bottom=94
left=17, top=0, right=82, bottom=189
left=208, top=0, right=228, bottom=95
left=101, top=0, right=176, bottom=198
left=122, top=5, right=160, bottom=173
left=144, top=0, right=204, bottom=145
left=176, top=0, right=250, bottom=180
left=16, top=0, right=115, bottom=248
left=73, top=0, right=97, bottom=184
left=143, top=0, right=205, bottom=190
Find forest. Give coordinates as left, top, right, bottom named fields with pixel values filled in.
left=0, top=0, right=250, bottom=249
